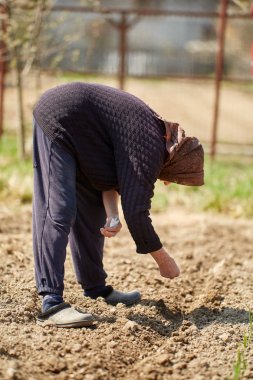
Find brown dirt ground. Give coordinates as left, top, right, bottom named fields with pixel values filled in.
left=0, top=203, right=253, bottom=380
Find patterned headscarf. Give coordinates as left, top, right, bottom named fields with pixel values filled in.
left=159, top=120, right=204, bottom=186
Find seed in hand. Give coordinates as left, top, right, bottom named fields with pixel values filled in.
left=109, top=216, right=120, bottom=227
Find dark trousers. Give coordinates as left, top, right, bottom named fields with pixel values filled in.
left=32, top=120, right=107, bottom=296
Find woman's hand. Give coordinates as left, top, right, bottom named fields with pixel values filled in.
left=150, top=247, right=180, bottom=279
left=100, top=216, right=122, bottom=238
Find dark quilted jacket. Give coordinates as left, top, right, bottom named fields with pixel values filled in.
left=33, top=82, right=167, bottom=254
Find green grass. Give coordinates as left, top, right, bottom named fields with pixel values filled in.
left=231, top=310, right=253, bottom=380
left=1, top=132, right=253, bottom=217
left=153, top=156, right=253, bottom=218
left=0, top=133, right=33, bottom=203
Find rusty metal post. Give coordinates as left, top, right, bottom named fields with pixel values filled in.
left=107, top=13, right=139, bottom=90
left=0, top=4, right=7, bottom=137
left=251, top=3, right=253, bottom=76
left=210, top=0, right=228, bottom=158
left=119, top=13, right=127, bottom=90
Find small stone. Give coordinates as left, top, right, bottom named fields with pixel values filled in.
left=116, top=302, right=126, bottom=309
left=154, top=277, right=163, bottom=284
left=47, top=358, right=67, bottom=373
left=182, top=320, right=192, bottom=327
left=24, top=301, right=35, bottom=310
left=107, top=340, right=117, bottom=348
left=185, top=294, right=193, bottom=302
left=220, top=333, right=229, bottom=342
left=83, top=374, right=97, bottom=380
left=123, top=320, right=138, bottom=331
left=141, top=364, right=155, bottom=374
left=173, top=362, right=187, bottom=370
left=212, top=260, right=225, bottom=275
left=6, top=360, right=18, bottom=379
left=6, top=367, right=16, bottom=380
left=188, top=353, right=197, bottom=361
left=188, top=325, right=198, bottom=335
left=72, top=343, right=82, bottom=353
left=155, top=353, right=171, bottom=365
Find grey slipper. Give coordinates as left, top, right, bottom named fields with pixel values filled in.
left=105, top=290, right=141, bottom=306
left=37, top=302, right=94, bottom=328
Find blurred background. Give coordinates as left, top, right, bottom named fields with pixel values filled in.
left=0, top=0, right=253, bottom=217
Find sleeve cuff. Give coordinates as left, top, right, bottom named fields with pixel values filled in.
left=136, top=241, right=162, bottom=254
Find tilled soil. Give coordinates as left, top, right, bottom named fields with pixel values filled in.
left=0, top=204, right=253, bottom=380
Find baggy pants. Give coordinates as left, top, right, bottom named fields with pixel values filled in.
left=32, top=120, right=107, bottom=296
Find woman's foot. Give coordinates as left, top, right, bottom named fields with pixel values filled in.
left=37, top=302, right=94, bottom=328
left=42, top=294, right=64, bottom=312
left=105, top=289, right=141, bottom=306
left=84, top=285, right=141, bottom=306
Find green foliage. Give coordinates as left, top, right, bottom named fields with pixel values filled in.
left=0, top=133, right=33, bottom=202
left=153, top=156, right=253, bottom=218
left=152, top=192, right=169, bottom=213
left=202, top=158, right=253, bottom=217
left=1, top=0, right=51, bottom=71
left=231, top=0, right=251, bottom=11
left=0, top=1, right=103, bottom=77
left=231, top=310, right=253, bottom=380
left=1, top=133, right=253, bottom=217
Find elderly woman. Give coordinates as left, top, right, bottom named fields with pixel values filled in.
left=33, top=82, right=204, bottom=327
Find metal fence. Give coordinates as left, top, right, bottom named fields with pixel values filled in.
left=46, top=4, right=252, bottom=81
left=1, top=0, right=253, bottom=157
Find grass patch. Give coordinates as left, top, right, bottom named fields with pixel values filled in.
left=0, top=133, right=33, bottom=203
left=1, top=132, right=253, bottom=217
left=153, top=156, right=253, bottom=218
left=231, top=310, right=253, bottom=380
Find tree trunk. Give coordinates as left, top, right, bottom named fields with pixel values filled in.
left=16, top=55, right=26, bottom=160
left=0, top=4, right=7, bottom=138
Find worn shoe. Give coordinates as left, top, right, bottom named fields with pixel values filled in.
left=105, top=289, right=141, bottom=306
left=37, top=302, right=94, bottom=328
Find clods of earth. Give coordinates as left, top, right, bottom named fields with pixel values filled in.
left=0, top=204, right=253, bottom=380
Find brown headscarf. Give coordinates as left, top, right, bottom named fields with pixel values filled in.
left=158, top=121, right=204, bottom=186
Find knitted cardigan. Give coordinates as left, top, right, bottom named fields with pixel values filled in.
left=33, top=82, right=167, bottom=254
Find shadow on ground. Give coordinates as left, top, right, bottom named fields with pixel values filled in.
left=127, top=299, right=250, bottom=337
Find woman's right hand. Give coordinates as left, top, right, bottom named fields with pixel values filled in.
left=100, top=216, right=122, bottom=238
